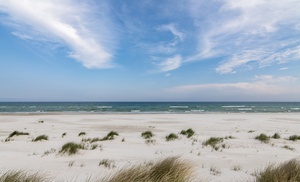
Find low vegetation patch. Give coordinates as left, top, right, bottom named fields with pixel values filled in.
left=33, top=135, right=48, bottom=142
left=180, top=128, right=195, bottom=138
left=78, top=132, right=86, bottom=137
left=203, top=137, right=224, bottom=151
left=62, top=133, right=66, bottom=138
left=8, top=131, right=29, bottom=138
left=255, top=159, right=300, bottom=182
left=283, top=145, right=294, bottom=151
left=255, top=133, right=270, bottom=143
left=106, top=157, right=193, bottom=182
left=102, top=131, right=119, bottom=140
left=165, top=133, right=178, bottom=141
left=59, top=142, right=83, bottom=155
left=145, top=139, right=156, bottom=145
left=272, top=133, right=280, bottom=139
left=0, top=170, right=49, bottom=182
left=99, top=159, right=116, bottom=169
left=288, top=135, right=300, bottom=141
left=141, top=131, right=154, bottom=139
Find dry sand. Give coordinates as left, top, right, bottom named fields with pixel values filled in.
left=0, top=113, right=300, bottom=181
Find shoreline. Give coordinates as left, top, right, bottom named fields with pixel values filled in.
left=1, top=113, right=300, bottom=181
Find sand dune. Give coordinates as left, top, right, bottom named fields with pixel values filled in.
left=1, top=113, right=300, bottom=181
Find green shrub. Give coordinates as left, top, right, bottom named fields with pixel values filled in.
left=103, top=131, right=119, bottom=140
left=33, top=135, right=48, bottom=142
left=203, top=137, right=223, bottom=147
left=165, top=133, right=178, bottom=141
left=78, top=132, right=86, bottom=136
left=255, top=159, right=300, bottom=182
left=62, top=133, right=66, bottom=138
left=255, top=133, right=270, bottom=143
left=180, top=128, right=195, bottom=138
left=8, top=131, right=29, bottom=138
left=141, top=131, right=154, bottom=139
left=59, top=142, right=82, bottom=155
left=272, top=133, right=280, bottom=139
left=288, top=135, right=300, bottom=141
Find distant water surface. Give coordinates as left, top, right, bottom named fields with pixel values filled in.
left=0, top=102, right=300, bottom=113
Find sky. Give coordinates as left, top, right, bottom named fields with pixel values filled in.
left=0, top=0, right=300, bottom=102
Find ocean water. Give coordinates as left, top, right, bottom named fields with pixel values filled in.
left=0, top=102, right=300, bottom=113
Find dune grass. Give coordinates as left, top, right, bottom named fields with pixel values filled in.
left=165, top=133, right=178, bottom=141
left=78, top=132, right=86, bottom=137
left=288, top=135, right=300, bottom=141
left=255, top=159, right=300, bottom=182
left=203, top=137, right=224, bottom=151
left=180, top=128, right=195, bottom=138
left=272, top=133, right=280, bottom=139
left=255, top=133, right=270, bottom=143
left=8, top=131, right=29, bottom=138
left=0, top=170, right=49, bottom=182
left=106, top=157, right=194, bottom=182
left=141, top=131, right=154, bottom=139
left=33, top=135, right=48, bottom=142
left=59, top=142, right=83, bottom=155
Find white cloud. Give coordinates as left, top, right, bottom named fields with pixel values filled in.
left=166, top=75, right=299, bottom=100
left=158, top=23, right=185, bottom=41
left=158, top=55, right=182, bottom=72
left=188, top=0, right=300, bottom=74
left=0, top=0, right=116, bottom=69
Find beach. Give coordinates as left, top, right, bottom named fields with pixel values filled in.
left=1, top=113, right=300, bottom=181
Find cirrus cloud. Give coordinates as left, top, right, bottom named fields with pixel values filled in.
left=0, top=0, right=116, bottom=69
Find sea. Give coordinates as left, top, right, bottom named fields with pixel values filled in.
left=0, top=102, right=300, bottom=113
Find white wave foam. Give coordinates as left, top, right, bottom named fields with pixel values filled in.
left=169, top=106, right=189, bottom=108
left=222, top=105, right=245, bottom=108
left=97, top=106, right=112, bottom=109
left=238, top=108, right=252, bottom=111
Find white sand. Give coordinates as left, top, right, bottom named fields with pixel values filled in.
left=0, top=113, right=300, bottom=181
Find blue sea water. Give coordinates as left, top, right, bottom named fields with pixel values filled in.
left=0, top=102, right=300, bottom=113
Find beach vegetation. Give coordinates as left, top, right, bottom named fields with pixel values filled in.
left=78, top=132, right=86, bottom=136
left=145, top=139, right=156, bottom=145
left=225, top=135, right=235, bottom=139
left=38, top=120, right=44, bottom=123
left=248, top=130, right=255, bottom=133
left=42, top=148, right=56, bottom=156
left=59, top=142, right=83, bottom=155
left=106, top=157, right=193, bottom=182
left=255, top=133, right=270, bottom=143
left=0, top=170, right=49, bottom=182
left=8, top=131, right=29, bottom=138
left=272, top=133, right=280, bottom=139
left=91, top=144, right=98, bottom=150
left=33, top=135, right=48, bottom=142
left=283, top=145, right=294, bottom=151
left=288, top=135, right=300, bottom=141
left=210, top=166, right=221, bottom=176
left=141, top=131, right=154, bottom=139
left=102, top=131, right=119, bottom=140
left=180, top=128, right=195, bottom=138
left=255, top=159, right=300, bottom=182
left=231, top=165, right=242, bottom=171
left=165, top=133, right=178, bottom=141
left=62, top=132, right=66, bottom=138
left=99, top=159, right=116, bottom=169
left=203, top=137, right=224, bottom=151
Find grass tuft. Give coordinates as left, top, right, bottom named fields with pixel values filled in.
left=255, top=133, right=270, bottom=143
left=106, top=157, right=194, bottom=182
left=0, top=170, right=49, bottom=182
left=78, top=132, right=86, bottom=137
left=141, top=131, right=154, bottom=139
left=255, top=159, right=300, bottom=182
left=8, top=131, right=29, bottom=138
left=33, top=135, right=48, bottom=142
left=99, top=159, right=116, bottom=169
left=203, top=137, right=224, bottom=150
left=288, top=135, right=300, bottom=141
left=165, top=133, right=178, bottom=141
left=272, top=133, right=281, bottom=139
left=59, top=142, right=82, bottom=155
left=180, top=128, right=195, bottom=138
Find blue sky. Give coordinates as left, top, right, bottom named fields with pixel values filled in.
left=0, top=0, right=300, bottom=101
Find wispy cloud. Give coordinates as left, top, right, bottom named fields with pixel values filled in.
left=0, top=0, right=116, bottom=69
left=166, top=75, right=299, bottom=101
left=188, top=0, right=300, bottom=74
left=157, top=55, right=182, bottom=72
